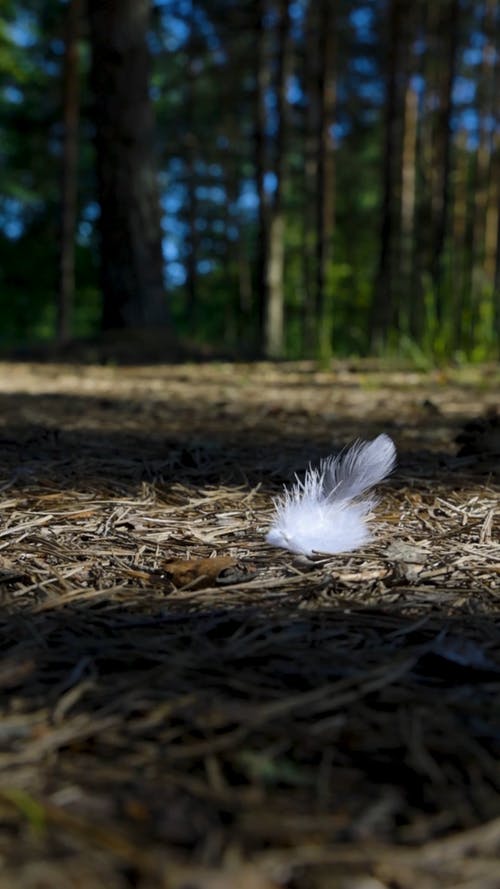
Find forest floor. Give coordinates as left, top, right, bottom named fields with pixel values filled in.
left=0, top=359, right=499, bottom=889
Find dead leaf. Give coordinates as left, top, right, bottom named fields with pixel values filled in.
left=162, top=556, right=255, bottom=590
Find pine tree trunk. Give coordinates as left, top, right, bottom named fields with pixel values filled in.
left=264, top=0, right=290, bottom=359
left=265, top=214, right=285, bottom=357
left=371, top=0, right=402, bottom=349
left=185, top=1, right=198, bottom=328
left=472, top=0, right=497, bottom=324
left=413, top=0, right=439, bottom=338
left=57, top=0, right=82, bottom=344
left=431, top=0, right=460, bottom=321
left=301, top=1, right=320, bottom=355
left=185, top=134, right=198, bottom=328
left=88, top=0, right=168, bottom=330
left=315, top=0, right=336, bottom=361
left=225, top=161, right=253, bottom=345
left=494, top=153, right=500, bottom=344
left=253, top=0, right=269, bottom=352
left=401, top=81, right=418, bottom=337
left=220, top=139, right=251, bottom=351
left=451, top=130, right=469, bottom=350
left=484, top=135, right=499, bottom=286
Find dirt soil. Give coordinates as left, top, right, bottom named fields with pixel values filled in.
left=0, top=360, right=498, bottom=889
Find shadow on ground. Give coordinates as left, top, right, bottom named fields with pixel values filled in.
left=0, top=387, right=497, bottom=494
left=1, top=598, right=500, bottom=888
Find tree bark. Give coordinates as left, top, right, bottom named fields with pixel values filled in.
left=185, top=0, right=199, bottom=328
left=494, top=143, right=500, bottom=344
left=486, top=1, right=500, bottom=317
left=371, top=0, right=403, bottom=349
left=88, top=0, right=168, bottom=330
left=315, top=0, right=336, bottom=361
left=485, top=135, right=499, bottom=287
left=413, top=0, right=439, bottom=338
left=401, top=80, right=418, bottom=337
left=431, top=0, right=460, bottom=320
left=57, top=0, right=82, bottom=344
left=473, top=0, right=497, bottom=291
left=451, top=129, right=469, bottom=350
left=253, top=0, right=269, bottom=352
left=264, top=0, right=291, bottom=359
left=301, top=0, right=320, bottom=355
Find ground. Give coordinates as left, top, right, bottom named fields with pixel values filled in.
left=0, top=359, right=498, bottom=889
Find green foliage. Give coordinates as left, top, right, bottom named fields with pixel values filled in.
left=0, top=0, right=497, bottom=362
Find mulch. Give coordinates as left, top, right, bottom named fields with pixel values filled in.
left=0, top=360, right=498, bottom=889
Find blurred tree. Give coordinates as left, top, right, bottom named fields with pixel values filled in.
left=451, top=129, right=469, bottom=349
left=471, top=0, right=498, bottom=334
left=184, top=1, right=199, bottom=328
left=400, top=76, right=418, bottom=334
left=431, top=0, right=460, bottom=323
left=87, top=0, right=168, bottom=329
left=495, top=137, right=500, bottom=342
left=57, top=0, right=83, bottom=344
left=315, top=0, right=337, bottom=360
left=0, top=0, right=498, bottom=360
left=371, top=0, right=403, bottom=349
left=264, top=0, right=291, bottom=359
left=253, top=0, right=269, bottom=351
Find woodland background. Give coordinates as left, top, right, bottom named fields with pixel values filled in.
left=0, top=0, right=499, bottom=362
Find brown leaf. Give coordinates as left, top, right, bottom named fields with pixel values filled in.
left=162, top=556, right=238, bottom=590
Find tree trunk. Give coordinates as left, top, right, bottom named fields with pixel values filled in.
left=264, top=0, right=290, bottom=359
left=472, top=0, right=497, bottom=304
left=185, top=1, right=198, bottom=328
left=221, top=139, right=253, bottom=351
left=413, top=0, right=439, bottom=340
left=301, top=0, right=320, bottom=355
left=253, top=0, right=269, bottom=352
left=401, top=80, right=418, bottom=337
left=494, top=144, right=500, bottom=344
left=57, top=0, right=82, bottom=345
left=315, top=0, right=336, bottom=361
left=88, top=0, right=168, bottom=330
left=185, top=133, right=198, bottom=328
left=431, top=0, right=460, bottom=321
left=485, top=135, right=499, bottom=287
left=486, top=1, right=500, bottom=321
left=451, top=130, right=469, bottom=350
left=371, top=0, right=402, bottom=349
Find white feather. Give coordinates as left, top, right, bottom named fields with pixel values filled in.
left=266, top=433, right=396, bottom=556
